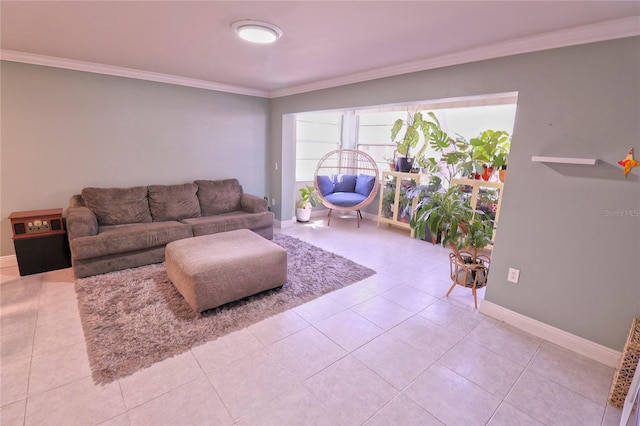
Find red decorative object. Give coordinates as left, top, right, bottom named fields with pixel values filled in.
left=481, top=167, right=494, bottom=181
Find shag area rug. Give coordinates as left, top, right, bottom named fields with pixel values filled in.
left=75, top=233, right=376, bottom=384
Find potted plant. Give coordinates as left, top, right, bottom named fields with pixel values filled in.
left=404, top=176, right=443, bottom=242
left=413, top=142, right=429, bottom=173
left=409, top=185, right=494, bottom=307
left=469, top=129, right=511, bottom=180
left=296, top=185, right=320, bottom=222
left=384, top=156, right=397, bottom=171
left=382, top=191, right=396, bottom=218
left=498, top=164, right=507, bottom=182
left=409, top=185, right=494, bottom=262
left=421, top=112, right=474, bottom=187
left=391, top=111, right=430, bottom=172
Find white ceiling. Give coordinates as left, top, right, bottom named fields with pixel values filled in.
left=1, top=1, right=639, bottom=98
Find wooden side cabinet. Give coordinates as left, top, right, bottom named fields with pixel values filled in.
left=9, top=208, right=71, bottom=276
left=377, top=171, right=428, bottom=235
left=451, top=178, right=504, bottom=245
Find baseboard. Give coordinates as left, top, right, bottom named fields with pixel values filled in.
left=0, top=255, right=18, bottom=269
left=480, top=300, right=621, bottom=368
left=277, top=218, right=296, bottom=228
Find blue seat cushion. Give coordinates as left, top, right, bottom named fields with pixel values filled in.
left=333, top=174, right=357, bottom=193
left=355, top=174, right=376, bottom=197
left=316, top=175, right=334, bottom=196
left=324, top=192, right=367, bottom=208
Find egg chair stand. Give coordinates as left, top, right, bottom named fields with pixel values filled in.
left=314, top=149, right=380, bottom=228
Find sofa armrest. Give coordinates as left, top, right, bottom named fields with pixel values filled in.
left=66, top=206, right=98, bottom=240
left=241, top=194, right=268, bottom=213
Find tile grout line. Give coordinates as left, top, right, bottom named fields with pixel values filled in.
left=22, top=274, right=44, bottom=426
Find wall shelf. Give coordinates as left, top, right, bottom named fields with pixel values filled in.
left=531, top=156, right=598, bottom=165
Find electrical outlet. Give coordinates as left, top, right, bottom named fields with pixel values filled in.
left=275, top=162, right=278, bottom=171
left=507, top=268, right=520, bottom=284
left=271, top=198, right=276, bottom=206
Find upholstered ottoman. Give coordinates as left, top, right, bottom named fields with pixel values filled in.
left=165, top=229, right=287, bottom=313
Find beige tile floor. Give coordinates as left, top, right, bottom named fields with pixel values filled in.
left=0, top=216, right=632, bottom=425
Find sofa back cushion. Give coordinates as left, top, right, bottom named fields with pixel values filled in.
left=355, top=174, right=376, bottom=197
left=316, top=175, right=334, bottom=196
left=333, top=174, right=357, bottom=193
left=81, top=186, right=152, bottom=226
left=195, top=179, right=243, bottom=215
left=148, top=183, right=201, bottom=222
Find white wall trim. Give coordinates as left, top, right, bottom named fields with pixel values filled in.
left=0, top=255, right=18, bottom=269
left=480, top=300, right=621, bottom=368
left=2, top=17, right=637, bottom=99
left=276, top=218, right=296, bottom=229
left=269, top=16, right=640, bottom=98
left=0, top=50, right=270, bottom=98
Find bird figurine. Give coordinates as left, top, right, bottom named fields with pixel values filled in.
left=618, top=148, right=639, bottom=178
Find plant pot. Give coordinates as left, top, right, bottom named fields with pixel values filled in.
left=499, top=166, right=507, bottom=182
left=422, top=228, right=441, bottom=244
left=397, top=157, right=414, bottom=172
left=481, top=167, right=494, bottom=181
left=296, top=206, right=312, bottom=222
left=456, top=268, right=487, bottom=287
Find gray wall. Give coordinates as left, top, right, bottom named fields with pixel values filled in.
left=1, top=62, right=270, bottom=256
left=270, top=37, right=640, bottom=350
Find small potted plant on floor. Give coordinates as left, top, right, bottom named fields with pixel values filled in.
left=296, top=185, right=320, bottom=222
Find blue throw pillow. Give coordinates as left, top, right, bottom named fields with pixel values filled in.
left=316, top=175, right=334, bottom=196
left=355, top=174, right=376, bottom=197
left=333, top=174, right=357, bottom=193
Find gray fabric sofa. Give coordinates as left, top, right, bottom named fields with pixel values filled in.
left=66, top=179, right=273, bottom=278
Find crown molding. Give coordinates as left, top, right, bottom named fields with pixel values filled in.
left=0, top=50, right=270, bottom=98
left=269, top=16, right=640, bottom=98
left=1, top=16, right=638, bottom=99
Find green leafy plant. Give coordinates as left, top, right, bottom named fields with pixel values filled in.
left=382, top=191, right=396, bottom=217
left=391, top=111, right=430, bottom=158
left=462, top=216, right=494, bottom=262
left=297, top=185, right=320, bottom=208
left=421, top=112, right=474, bottom=187
left=409, top=185, right=493, bottom=262
left=469, top=129, right=511, bottom=168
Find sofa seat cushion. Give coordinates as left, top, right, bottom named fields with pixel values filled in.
left=182, top=211, right=274, bottom=237
left=323, top=192, right=368, bottom=208
left=195, top=179, right=243, bottom=216
left=70, top=221, right=193, bottom=260
left=148, top=183, right=201, bottom=222
left=82, top=186, right=152, bottom=226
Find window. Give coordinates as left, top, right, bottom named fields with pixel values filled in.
left=356, top=111, right=405, bottom=175
left=356, top=100, right=517, bottom=179
left=293, top=93, right=517, bottom=182
left=295, top=112, right=342, bottom=182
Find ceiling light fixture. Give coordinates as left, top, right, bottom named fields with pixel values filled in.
left=231, top=20, right=282, bottom=44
